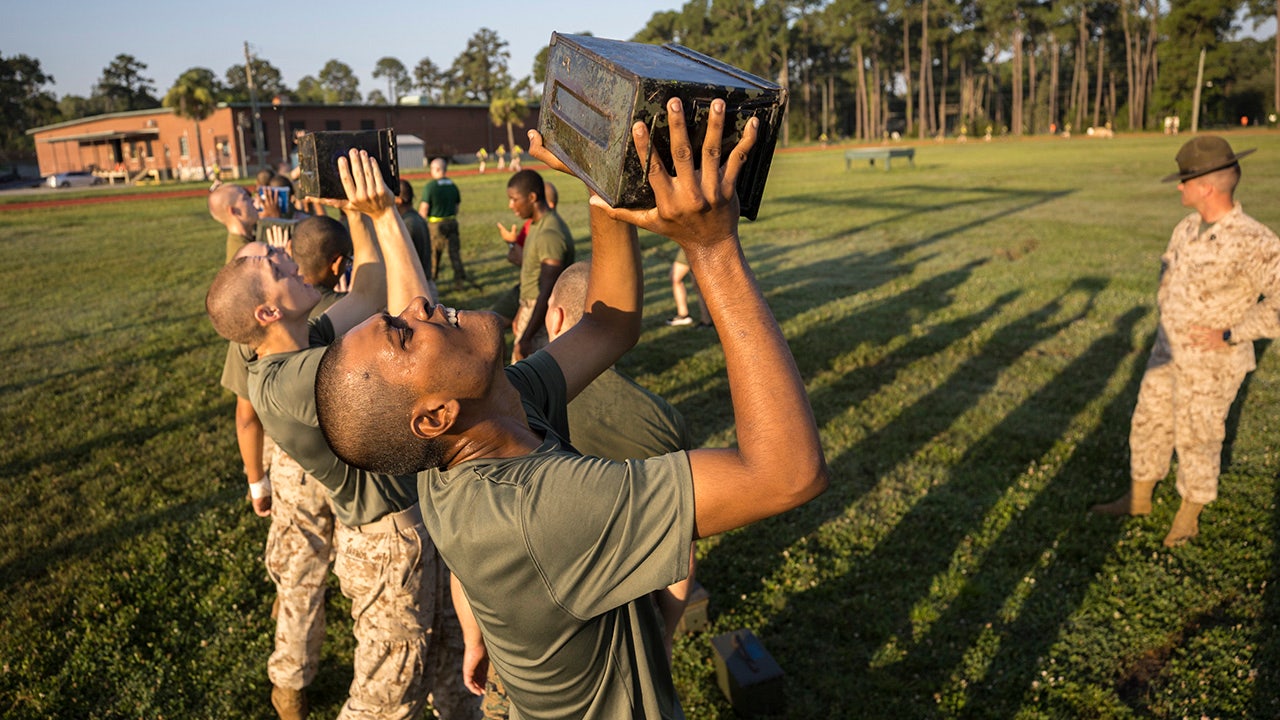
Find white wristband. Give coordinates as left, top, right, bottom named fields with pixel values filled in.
left=249, top=474, right=272, bottom=500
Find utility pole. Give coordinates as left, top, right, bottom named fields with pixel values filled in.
left=1191, top=47, right=1206, bottom=134
left=244, top=42, right=268, bottom=171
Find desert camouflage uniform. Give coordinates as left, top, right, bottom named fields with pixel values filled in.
left=480, top=668, right=510, bottom=719
left=1130, top=202, right=1280, bottom=504
left=264, top=444, right=337, bottom=691
left=333, top=506, right=479, bottom=720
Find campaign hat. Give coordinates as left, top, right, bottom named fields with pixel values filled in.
left=1162, top=135, right=1255, bottom=183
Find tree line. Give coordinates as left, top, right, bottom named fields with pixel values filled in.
left=633, top=0, right=1277, bottom=143
left=3, top=1, right=1278, bottom=162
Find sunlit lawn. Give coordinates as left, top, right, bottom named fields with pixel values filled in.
left=3, top=129, right=1280, bottom=718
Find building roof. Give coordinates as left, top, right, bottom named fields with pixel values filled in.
left=26, top=107, right=176, bottom=136
left=39, top=128, right=162, bottom=144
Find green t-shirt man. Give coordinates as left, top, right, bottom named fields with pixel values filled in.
left=518, top=211, right=574, bottom=302
left=568, top=367, right=692, bottom=461
left=247, top=315, right=418, bottom=527
left=422, top=177, right=460, bottom=219
left=419, top=352, right=694, bottom=720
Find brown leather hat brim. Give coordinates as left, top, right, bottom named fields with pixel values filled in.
left=1161, top=148, right=1256, bottom=182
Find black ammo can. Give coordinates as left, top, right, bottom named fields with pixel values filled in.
left=539, top=32, right=787, bottom=221
left=296, top=129, right=399, bottom=200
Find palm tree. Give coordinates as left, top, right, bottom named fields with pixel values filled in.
left=489, top=91, right=529, bottom=162
left=163, top=69, right=217, bottom=181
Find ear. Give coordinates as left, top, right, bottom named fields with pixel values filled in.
left=328, top=254, right=344, bottom=278
left=411, top=398, right=459, bottom=441
left=253, top=303, right=281, bottom=327
left=544, top=304, right=566, bottom=340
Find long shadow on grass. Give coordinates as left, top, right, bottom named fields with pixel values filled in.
left=636, top=186, right=1073, bottom=437
left=0, top=338, right=212, bottom=400
left=1248, top=341, right=1280, bottom=717
left=865, top=306, right=1150, bottom=716
left=698, top=277, right=1109, bottom=583
left=0, top=490, right=230, bottom=594
left=757, top=185, right=1074, bottom=252
left=690, top=279, right=1120, bottom=711
left=0, top=401, right=225, bottom=521
left=0, top=310, right=211, bottom=358
left=747, top=304, right=1149, bottom=717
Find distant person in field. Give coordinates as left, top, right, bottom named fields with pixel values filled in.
left=493, top=181, right=557, bottom=328
left=664, top=247, right=712, bottom=328
left=506, top=169, right=574, bottom=361
left=418, top=157, right=471, bottom=292
left=1092, top=136, right=1280, bottom=546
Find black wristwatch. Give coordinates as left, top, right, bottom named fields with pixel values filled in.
left=1222, top=329, right=1233, bottom=344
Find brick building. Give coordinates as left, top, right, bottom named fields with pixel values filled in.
left=26, top=101, right=541, bottom=181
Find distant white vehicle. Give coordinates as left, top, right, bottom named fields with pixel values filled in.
left=46, top=171, right=102, bottom=189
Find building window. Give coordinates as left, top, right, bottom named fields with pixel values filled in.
left=325, top=120, right=341, bottom=131
left=179, top=136, right=190, bottom=157
left=360, top=119, right=375, bottom=130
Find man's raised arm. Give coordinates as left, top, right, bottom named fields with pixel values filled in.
left=605, top=97, right=828, bottom=539
left=314, top=150, right=389, bottom=335
left=526, top=129, right=642, bottom=398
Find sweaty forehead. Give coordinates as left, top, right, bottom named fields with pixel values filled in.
left=342, top=315, right=389, bottom=359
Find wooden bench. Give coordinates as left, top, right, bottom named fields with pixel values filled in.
left=845, top=147, right=916, bottom=171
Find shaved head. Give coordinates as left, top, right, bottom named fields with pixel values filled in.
left=206, top=257, right=269, bottom=347
left=291, top=216, right=351, bottom=288
left=315, top=334, right=445, bottom=475
left=548, top=261, right=590, bottom=329
left=208, top=184, right=240, bottom=223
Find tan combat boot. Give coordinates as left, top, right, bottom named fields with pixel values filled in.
left=271, top=686, right=309, bottom=720
left=1163, top=500, right=1204, bottom=547
left=1090, top=480, right=1157, bottom=516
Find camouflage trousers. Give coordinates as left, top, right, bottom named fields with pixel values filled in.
left=481, top=666, right=510, bottom=719
left=334, top=506, right=479, bottom=720
left=428, top=218, right=467, bottom=282
left=1129, top=348, right=1249, bottom=505
left=264, top=445, right=336, bottom=691
left=511, top=299, right=548, bottom=362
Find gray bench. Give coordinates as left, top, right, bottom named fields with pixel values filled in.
left=845, top=147, right=916, bottom=171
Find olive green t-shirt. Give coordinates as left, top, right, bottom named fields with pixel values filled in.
left=225, top=231, right=254, bottom=265
left=220, top=287, right=342, bottom=399
left=423, top=177, right=460, bottom=219
left=568, top=367, right=692, bottom=460
left=420, top=351, right=693, bottom=720
left=247, top=315, right=418, bottom=527
left=518, top=211, right=574, bottom=302
left=401, top=208, right=432, bottom=273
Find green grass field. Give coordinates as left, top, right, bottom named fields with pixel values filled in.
left=4, top=131, right=1280, bottom=719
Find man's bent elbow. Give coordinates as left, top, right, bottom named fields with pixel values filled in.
left=794, top=461, right=830, bottom=508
